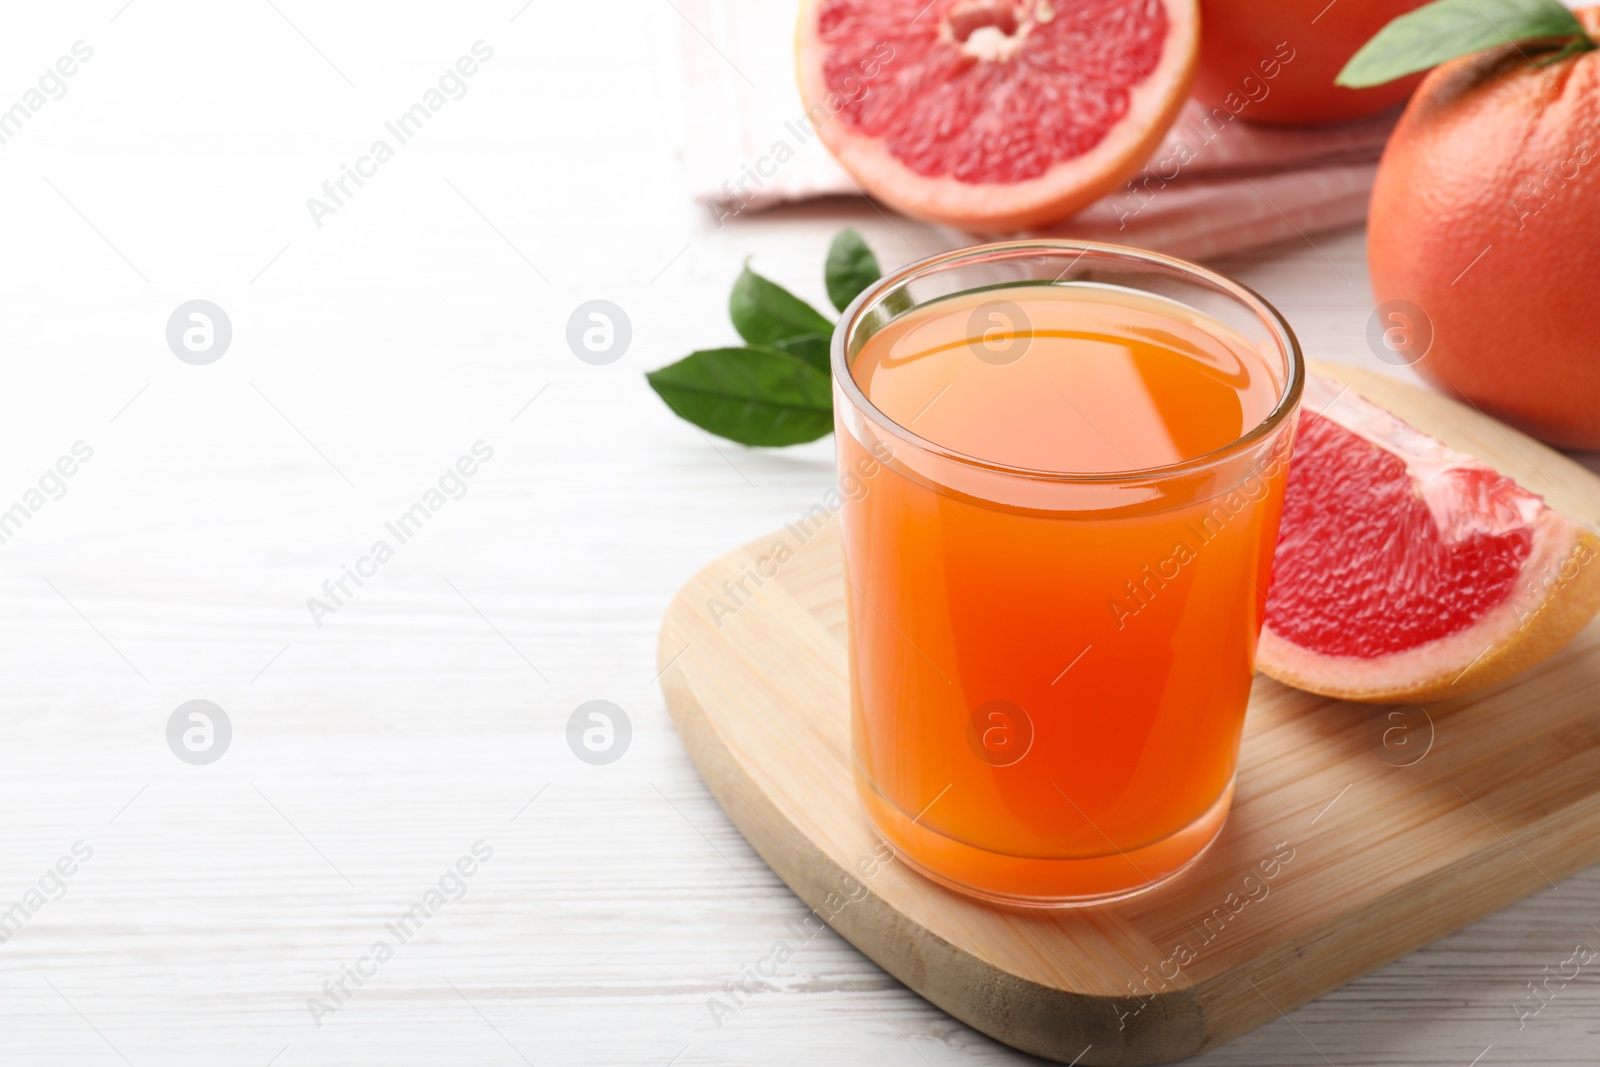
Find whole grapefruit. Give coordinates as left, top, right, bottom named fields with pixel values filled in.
left=1368, top=9, right=1600, bottom=450
left=1193, top=0, right=1428, bottom=125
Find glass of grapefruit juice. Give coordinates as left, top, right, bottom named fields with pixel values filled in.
left=833, top=241, right=1303, bottom=906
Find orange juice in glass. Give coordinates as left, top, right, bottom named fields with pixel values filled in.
left=833, top=241, right=1303, bottom=906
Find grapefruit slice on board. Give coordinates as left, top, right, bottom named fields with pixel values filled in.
left=795, top=0, right=1199, bottom=232
left=1258, top=376, right=1600, bottom=705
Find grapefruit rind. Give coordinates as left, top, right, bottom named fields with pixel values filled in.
left=1259, top=528, right=1600, bottom=704
left=1258, top=381, right=1600, bottom=705
left=794, top=0, right=1200, bottom=232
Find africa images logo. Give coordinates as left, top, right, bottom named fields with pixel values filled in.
left=305, top=41, right=495, bottom=228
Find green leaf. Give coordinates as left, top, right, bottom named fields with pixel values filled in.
left=824, top=228, right=881, bottom=312
left=770, top=332, right=830, bottom=374
left=1337, top=0, right=1592, bottom=88
left=729, top=265, right=835, bottom=349
left=646, top=347, right=833, bottom=447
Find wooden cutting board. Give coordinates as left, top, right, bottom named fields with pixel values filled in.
left=656, top=363, right=1600, bottom=1065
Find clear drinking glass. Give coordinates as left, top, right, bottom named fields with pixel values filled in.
left=832, top=240, right=1304, bottom=906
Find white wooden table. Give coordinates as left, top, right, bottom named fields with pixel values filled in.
left=0, top=2, right=1595, bottom=1064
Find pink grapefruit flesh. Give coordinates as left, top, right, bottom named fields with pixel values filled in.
left=796, top=0, right=1198, bottom=232
left=1259, top=377, right=1600, bottom=704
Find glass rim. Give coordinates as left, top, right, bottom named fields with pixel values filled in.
left=831, top=238, right=1305, bottom=485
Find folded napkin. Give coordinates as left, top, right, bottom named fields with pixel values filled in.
left=677, top=0, right=1395, bottom=260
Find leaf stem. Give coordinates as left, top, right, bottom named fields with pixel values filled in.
left=1533, top=34, right=1598, bottom=68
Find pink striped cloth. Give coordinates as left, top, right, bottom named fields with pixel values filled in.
left=677, top=0, right=1395, bottom=260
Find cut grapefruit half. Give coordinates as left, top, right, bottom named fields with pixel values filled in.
left=795, top=0, right=1198, bottom=232
left=1259, top=377, right=1600, bottom=704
